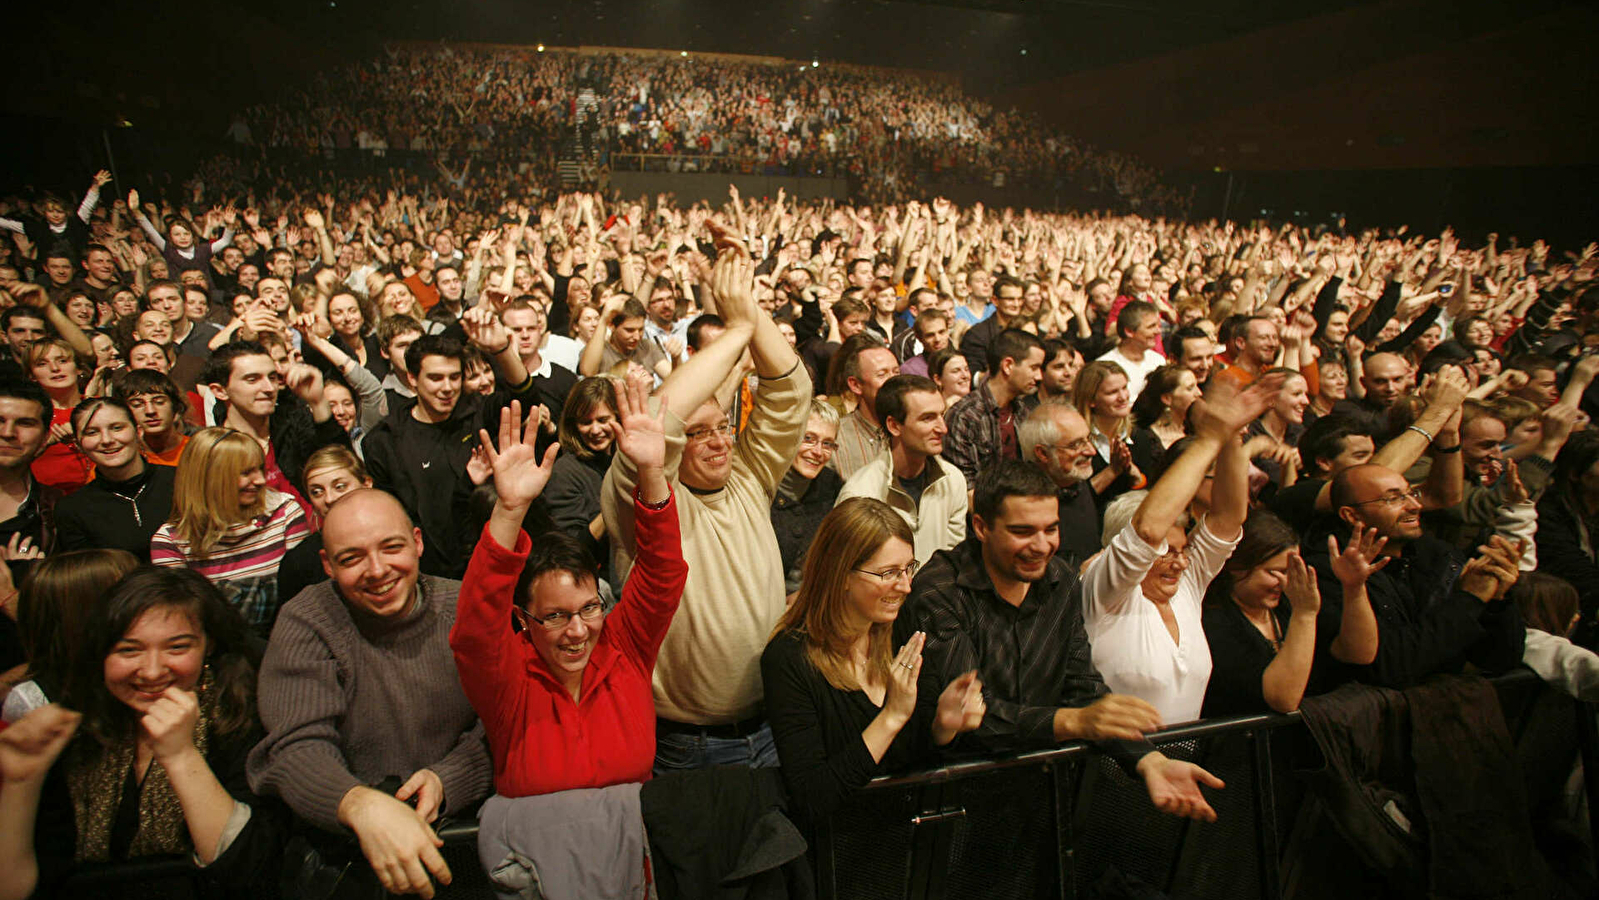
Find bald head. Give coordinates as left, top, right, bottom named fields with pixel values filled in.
left=1361, top=353, right=1409, bottom=407
left=1330, top=463, right=1422, bottom=543
left=320, top=489, right=425, bottom=618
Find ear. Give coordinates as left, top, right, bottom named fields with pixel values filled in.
left=319, top=549, right=333, bottom=579
left=413, top=527, right=425, bottom=559
left=1336, top=506, right=1360, bottom=530
left=971, top=513, right=990, bottom=544
left=207, top=382, right=229, bottom=402
left=884, top=416, right=903, bottom=439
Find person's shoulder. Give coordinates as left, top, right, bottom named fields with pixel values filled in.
left=933, top=456, right=968, bottom=489
left=762, top=626, right=810, bottom=665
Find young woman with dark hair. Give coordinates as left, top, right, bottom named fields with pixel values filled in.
left=54, top=399, right=177, bottom=560
left=0, top=566, right=282, bottom=899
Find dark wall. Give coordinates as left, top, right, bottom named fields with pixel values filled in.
left=1003, top=0, right=1599, bottom=172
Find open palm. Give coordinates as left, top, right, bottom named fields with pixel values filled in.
left=479, top=400, right=559, bottom=509
left=611, top=367, right=666, bottom=470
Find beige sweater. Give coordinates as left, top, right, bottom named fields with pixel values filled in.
left=602, top=363, right=810, bottom=724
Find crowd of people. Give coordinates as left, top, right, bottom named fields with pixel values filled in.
left=224, top=44, right=1185, bottom=211
left=0, top=158, right=1595, bottom=898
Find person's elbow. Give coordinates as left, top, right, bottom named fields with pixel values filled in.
left=1330, top=636, right=1378, bottom=666
left=0, top=863, right=38, bottom=900
left=1261, top=687, right=1303, bottom=715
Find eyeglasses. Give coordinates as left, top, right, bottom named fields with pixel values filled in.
left=854, top=561, right=919, bottom=584
left=684, top=423, right=736, bottom=443
left=1351, top=487, right=1424, bottom=508
left=518, top=601, right=606, bottom=631
left=1051, top=438, right=1094, bottom=454
left=800, top=434, right=839, bottom=453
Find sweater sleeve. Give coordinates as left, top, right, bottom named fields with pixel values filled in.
left=761, top=633, right=880, bottom=826
left=451, top=524, right=530, bottom=718
left=427, top=719, right=492, bottom=819
left=150, top=526, right=188, bottom=568
left=605, top=491, right=688, bottom=668
left=246, top=609, right=365, bottom=832
left=1353, top=279, right=1403, bottom=344
left=132, top=208, right=167, bottom=251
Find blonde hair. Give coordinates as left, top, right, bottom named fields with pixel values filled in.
left=1073, top=359, right=1131, bottom=439
left=167, top=427, right=267, bottom=556
left=773, top=498, right=913, bottom=692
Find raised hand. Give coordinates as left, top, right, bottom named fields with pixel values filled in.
left=1193, top=373, right=1287, bottom=441
left=1458, top=536, right=1525, bottom=602
left=127, top=189, right=141, bottom=212
left=608, top=366, right=666, bottom=471
left=478, top=400, right=559, bottom=511
left=93, top=169, right=113, bottom=188
left=284, top=363, right=325, bottom=406
left=710, top=247, right=757, bottom=328
left=140, top=686, right=200, bottom=761
left=461, top=305, right=509, bottom=352
left=0, top=704, right=81, bottom=785
left=304, top=208, right=326, bottom=231
left=883, top=631, right=926, bottom=726
left=1328, top=526, right=1390, bottom=586
left=1282, top=550, right=1322, bottom=615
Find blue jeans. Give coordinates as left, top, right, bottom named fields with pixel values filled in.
left=653, top=723, right=779, bottom=775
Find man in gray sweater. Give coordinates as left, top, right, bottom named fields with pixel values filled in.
left=248, top=489, right=492, bottom=898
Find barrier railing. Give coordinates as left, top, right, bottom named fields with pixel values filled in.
left=52, top=669, right=1595, bottom=900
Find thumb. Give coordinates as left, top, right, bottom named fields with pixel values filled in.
left=1195, top=767, right=1226, bottom=790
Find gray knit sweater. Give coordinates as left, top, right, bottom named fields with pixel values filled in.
left=246, top=575, right=493, bottom=832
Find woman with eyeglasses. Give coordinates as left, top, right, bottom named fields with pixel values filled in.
left=761, top=497, right=986, bottom=829
left=451, top=380, right=686, bottom=799
left=771, top=398, right=845, bottom=600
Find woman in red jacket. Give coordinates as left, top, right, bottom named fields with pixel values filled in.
left=451, top=372, right=686, bottom=798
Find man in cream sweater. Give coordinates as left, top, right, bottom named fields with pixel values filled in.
left=602, top=245, right=809, bottom=771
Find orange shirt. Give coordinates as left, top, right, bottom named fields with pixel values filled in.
left=142, top=433, right=191, bottom=467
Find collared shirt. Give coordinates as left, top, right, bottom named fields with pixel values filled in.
left=829, top=407, right=888, bottom=483
left=644, top=317, right=691, bottom=357
left=942, top=382, right=1038, bottom=483
left=896, top=538, right=1145, bottom=768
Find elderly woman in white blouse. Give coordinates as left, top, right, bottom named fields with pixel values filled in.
left=1081, top=376, right=1282, bottom=725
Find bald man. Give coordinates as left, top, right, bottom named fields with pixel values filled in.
left=1302, top=463, right=1525, bottom=690
left=250, top=490, right=492, bottom=899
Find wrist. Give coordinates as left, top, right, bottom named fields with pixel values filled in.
left=1134, top=750, right=1167, bottom=776
left=336, top=785, right=379, bottom=828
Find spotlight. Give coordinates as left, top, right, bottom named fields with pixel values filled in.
left=1019, top=48, right=1027, bottom=56
left=537, top=44, right=545, bottom=52
left=680, top=50, right=688, bottom=57
left=811, top=60, right=819, bottom=68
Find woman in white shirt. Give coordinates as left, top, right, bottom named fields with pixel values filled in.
left=1080, top=374, right=1280, bottom=724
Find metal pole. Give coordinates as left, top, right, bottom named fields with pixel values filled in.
left=1221, top=170, right=1235, bottom=222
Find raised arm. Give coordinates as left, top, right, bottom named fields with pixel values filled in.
left=655, top=254, right=756, bottom=422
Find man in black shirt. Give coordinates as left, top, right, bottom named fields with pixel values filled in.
left=1018, top=401, right=1102, bottom=568
left=898, top=460, right=1226, bottom=822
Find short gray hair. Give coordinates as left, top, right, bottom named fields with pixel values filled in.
left=1018, top=401, right=1080, bottom=462
left=1100, top=489, right=1193, bottom=547
left=806, top=398, right=841, bottom=428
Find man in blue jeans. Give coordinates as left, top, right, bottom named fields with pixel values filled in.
left=601, top=245, right=809, bottom=771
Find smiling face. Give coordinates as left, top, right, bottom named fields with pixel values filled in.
left=104, top=605, right=206, bottom=715
left=135, top=309, right=173, bottom=345
left=64, top=294, right=96, bottom=328
left=91, top=333, right=121, bottom=369
left=1323, top=310, right=1350, bottom=344
left=889, top=389, right=947, bottom=458
left=1093, top=372, right=1132, bottom=419
left=1140, top=526, right=1190, bottom=604
left=328, top=293, right=364, bottom=337
left=413, top=355, right=462, bottom=420
left=975, top=495, right=1060, bottom=585
left=576, top=401, right=616, bottom=454
left=212, top=353, right=278, bottom=419
left=0, top=397, right=47, bottom=470
left=1461, top=415, right=1507, bottom=483
left=1232, top=549, right=1292, bottom=611
left=679, top=401, right=735, bottom=491
left=522, top=569, right=605, bottom=682
left=322, top=491, right=424, bottom=618
left=844, top=537, right=915, bottom=631
left=324, top=382, right=357, bottom=432
left=1274, top=374, right=1310, bottom=424
left=77, top=404, right=140, bottom=471
left=936, top=354, right=971, bottom=397
left=794, top=414, right=839, bottom=479
left=1319, top=361, right=1349, bottom=401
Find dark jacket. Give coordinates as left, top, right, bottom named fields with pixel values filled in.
left=54, top=464, right=176, bottom=562
left=543, top=449, right=614, bottom=581
left=1536, top=490, right=1599, bottom=627
left=770, top=468, right=843, bottom=594
left=363, top=379, right=539, bottom=578
left=1303, top=527, right=1525, bottom=690
left=640, top=766, right=813, bottom=900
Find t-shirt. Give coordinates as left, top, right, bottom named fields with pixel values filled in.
left=600, top=338, right=669, bottom=380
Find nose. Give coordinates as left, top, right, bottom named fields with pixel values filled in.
left=136, top=649, right=164, bottom=682
left=563, top=615, right=591, bottom=641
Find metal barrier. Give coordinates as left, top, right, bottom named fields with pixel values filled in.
left=45, top=670, right=1597, bottom=899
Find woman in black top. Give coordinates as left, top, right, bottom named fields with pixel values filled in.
left=771, top=399, right=845, bottom=597
left=1200, top=511, right=1383, bottom=717
left=543, top=377, right=620, bottom=581
left=54, top=398, right=176, bottom=562
left=761, top=498, right=985, bottom=827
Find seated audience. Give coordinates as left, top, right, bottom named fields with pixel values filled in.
left=453, top=379, right=685, bottom=797
left=899, top=460, right=1227, bottom=821
left=150, top=427, right=310, bottom=636
left=54, top=399, right=177, bottom=560
left=0, top=567, right=280, bottom=898
left=248, top=488, right=491, bottom=900
left=1201, top=512, right=1383, bottom=716
left=837, top=375, right=967, bottom=564
left=772, top=399, right=844, bottom=597
left=763, top=497, right=984, bottom=827
left=1, top=550, right=139, bottom=722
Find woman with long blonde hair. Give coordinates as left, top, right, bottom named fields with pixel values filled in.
left=762, top=497, right=985, bottom=828
left=149, top=427, right=310, bottom=635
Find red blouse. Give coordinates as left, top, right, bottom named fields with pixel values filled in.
left=451, top=492, right=687, bottom=798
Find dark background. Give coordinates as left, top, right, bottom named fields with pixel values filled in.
left=5, top=0, right=1596, bottom=245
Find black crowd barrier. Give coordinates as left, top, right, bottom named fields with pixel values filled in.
left=54, top=669, right=1598, bottom=900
